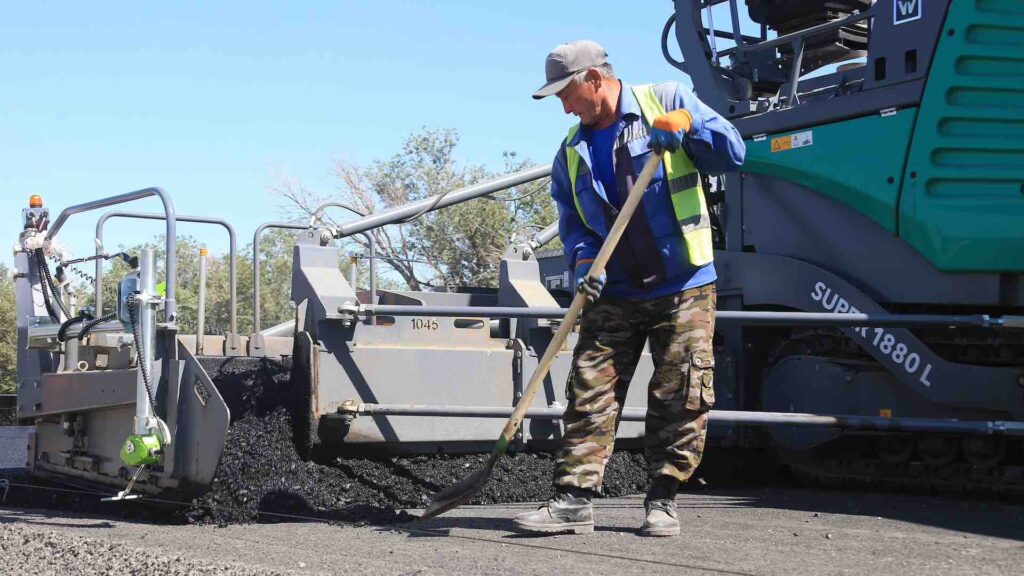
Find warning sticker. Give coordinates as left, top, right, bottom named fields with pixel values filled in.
left=770, top=131, right=814, bottom=153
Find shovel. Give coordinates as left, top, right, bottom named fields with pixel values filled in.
left=420, top=153, right=664, bottom=520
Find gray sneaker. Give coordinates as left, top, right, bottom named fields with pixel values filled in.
left=513, top=491, right=594, bottom=535
left=640, top=499, right=680, bottom=537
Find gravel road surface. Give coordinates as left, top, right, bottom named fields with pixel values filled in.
left=0, top=427, right=29, bottom=471
left=2, top=488, right=1021, bottom=576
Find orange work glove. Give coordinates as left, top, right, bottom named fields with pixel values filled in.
left=649, top=109, right=693, bottom=153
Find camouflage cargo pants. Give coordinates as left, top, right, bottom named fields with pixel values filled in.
left=554, top=284, right=716, bottom=492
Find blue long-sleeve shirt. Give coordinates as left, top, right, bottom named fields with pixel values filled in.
left=551, top=81, right=745, bottom=299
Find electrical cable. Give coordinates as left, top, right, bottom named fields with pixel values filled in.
left=35, top=248, right=71, bottom=320
left=398, top=178, right=473, bottom=225
left=77, top=312, right=116, bottom=342
left=127, top=292, right=158, bottom=417
left=397, top=192, right=450, bottom=224
left=487, top=179, right=551, bottom=203
left=56, top=312, right=92, bottom=343
left=34, top=249, right=60, bottom=322
left=45, top=265, right=71, bottom=320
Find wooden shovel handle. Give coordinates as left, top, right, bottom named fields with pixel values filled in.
left=493, top=153, right=664, bottom=453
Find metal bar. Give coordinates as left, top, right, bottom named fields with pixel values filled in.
left=63, top=337, right=79, bottom=372
left=662, top=15, right=689, bottom=75
left=365, top=305, right=1017, bottom=328
left=786, top=38, right=806, bottom=108
left=728, top=0, right=744, bottom=49
left=48, top=188, right=178, bottom=323
left=93, top=208, right=237, bottom=330
left=196, top=247, right=208, bottom=355
left=136, top=248, right=156, bottom=435
left=703, top=27, right=760, bottom=44
left=706, top=0, right=720, bottom=66
left=253, top=222, right=309, bottom=333
left=369, top=235, right=376, bottom=305
left=346, top=403, right=1024, bottom=436
left=259, top=320, right=296, bottom=338
left=334, top=165, right=552, bottom=239
left=530, top=223, right=560, bottom=251
left=716, top=8, right=873, bottom=60
left=94, top=211, right=236, bottom=334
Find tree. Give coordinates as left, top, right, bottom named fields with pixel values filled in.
left=0, top=264, right=17, bottom=394
left=276, top=128, right=559, bottom=290
left=80, top=229, right=312, bottom=337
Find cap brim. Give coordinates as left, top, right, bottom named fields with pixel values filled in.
left=532, top=74, right=575, bottom=100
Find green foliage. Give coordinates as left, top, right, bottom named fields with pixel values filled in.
left=81, top=228, right=318, bottom=336
left=277, top=128, right=558, bottom=290
left=0, top=264, right=17, bottom=394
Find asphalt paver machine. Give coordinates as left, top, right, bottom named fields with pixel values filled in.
left=12, top=0, right=1024, bottom=499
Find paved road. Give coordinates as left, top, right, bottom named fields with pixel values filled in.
left=2, top=488, right=1022, bottom=575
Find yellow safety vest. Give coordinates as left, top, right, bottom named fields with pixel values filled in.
left=564, top=84, right=713, bottom=267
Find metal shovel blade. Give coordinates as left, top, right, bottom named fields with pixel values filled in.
left=420, top=449, right=501, bottom=520
left=419, top=463, right=492, bottom=520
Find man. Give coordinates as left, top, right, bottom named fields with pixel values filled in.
left=515, top=40, right=745, bottom=537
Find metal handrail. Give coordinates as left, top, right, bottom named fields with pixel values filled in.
left=45, top=187, right=178, bottom=323
left=713, top=5, right=874, bottom=61
left=252, top=222, right=310, bottom=334
left=95, top=211, right=237, bottom=334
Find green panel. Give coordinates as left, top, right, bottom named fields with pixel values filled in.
left=743, top=111, right=917, bottom=233
left=899, top=0, right=1024, bottom=272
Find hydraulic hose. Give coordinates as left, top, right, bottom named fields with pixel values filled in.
left=36, top=248, right=71, bottom=320
left=33, top=248, right=61, bottom=322
left=56, top=313, right=93, bottom=343
left=43, top=260, right=71, bottom=320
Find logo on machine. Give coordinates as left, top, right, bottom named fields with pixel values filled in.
left=811, top=281, right=934, bottom=388
left=894, top=0, right=922, bottom=25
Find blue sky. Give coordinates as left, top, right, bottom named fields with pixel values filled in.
left=2, top=2, right=747, bottom=265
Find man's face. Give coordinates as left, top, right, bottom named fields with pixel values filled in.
left=556, top=73, right=602, bottom=126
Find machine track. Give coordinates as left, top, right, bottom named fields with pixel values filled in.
left=782, top=435, right=1024, bottom=499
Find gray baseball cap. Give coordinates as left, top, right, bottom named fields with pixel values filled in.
left=532, top=40, right=608, bottom=100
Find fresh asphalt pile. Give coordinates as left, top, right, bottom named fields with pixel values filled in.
left=3, top=356, right=762, bottom=528
left=186, top=356, right=650, bottom=526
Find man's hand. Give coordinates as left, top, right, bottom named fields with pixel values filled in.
left=649, top=109, right=693, bottom=154
left=574, top=259, right=606, bottom=304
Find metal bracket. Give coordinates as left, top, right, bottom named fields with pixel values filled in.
left=338, top=399, right=360, bottom=419
left=337, top=302, right=360, bottom=327
left=102, top=465, right=146, bottom=502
